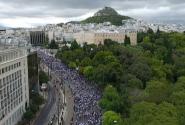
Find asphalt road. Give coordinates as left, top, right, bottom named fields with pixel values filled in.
left=34, top=84, right=56, bottom=125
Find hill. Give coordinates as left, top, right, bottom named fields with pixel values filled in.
left=81, top=7, right=131, bottom=26
left=0, top=25, right=6, bottom=30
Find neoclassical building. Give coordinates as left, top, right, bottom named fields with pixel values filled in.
left=73, top=30, right=137, bottom=46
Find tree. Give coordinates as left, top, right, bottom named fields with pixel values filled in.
left=30, top=104, right=39, bottom=114
left=24, top=110, right=34, bottom=121
left=99, top=85, right=121, bottom=113
left=103, top=111, right=123, bottom=125
left=144, top=56, right=167, bottom=80
left=93, top=64, right=106, bottom=86
left=61, top=45, right=69, bottom=52
left=93, top=51, right=118, bottom=66
left=105, top=62, right=123, bottom=85
left=73, top=49, right=85, bottom=62
left=60, top=49, right=85, bottom=65
left=124, top=35, right=130, bottom=46
left=173, top=52, right=185, bottom=78
left=122, top=74, right=143, bottom=89
left=140, top=41, right=154, bottom=52
left=173, top=76, right=185, bottom=91
left=128, top=101, right=178, bottom=125
left=137, top=32, right=147, bottom=43
left=143, top=36, right=150, bottom=43
left=83, top=66, right=94, bottom=79
left=70, top=40, right=80, bottom=50
left=128, top=62, right=152, bottom=88
left=68, top=62, right=77, bottom=69
left=144, top=80, right=172, bottom=104
left=170, top=77, right=185, bottom=125
left=82, top=43, right=97, bottom=58
left=49, top=39, right=59, bottom=49
left=53, top=30, right=185, bottom=124
left=154, top=46, right=168, bottom=60
left=147, top=28, right=154, bottom=34
left=80, top=57, right=92, bottom=67
left=155, top=38, right=164, bottom=46
left=170, top=91, right=185, bottom=125
left=60, top=50, right=74, bottom=64
left=39, top=71, right=49, bottom=85
left=104, top=39, right=118, bottom=47
left=82, top=14, right=131, bottom=26
left=31, top=93, right=44, bottom=105
left=119, top=86, right=131, bottom=117
left=156, top=27, right=160, bottom=36
left=116, top=46, right=141, bottom=67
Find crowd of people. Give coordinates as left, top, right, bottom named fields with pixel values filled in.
left=38, top=50, right=102, bottom=125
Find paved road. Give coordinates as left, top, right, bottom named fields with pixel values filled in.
left=33, top=84, right=57, bottom=125
left=51, top=71, right=74, bottom=125
left=34, top=50, right=77, bottom=125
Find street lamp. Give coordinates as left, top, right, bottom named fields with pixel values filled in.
left=113, top=120, right=117, bottom=124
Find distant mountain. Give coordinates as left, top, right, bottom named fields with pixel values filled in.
left=81, top=7, right=131, bottom=26
left=94, top=7, right=119, bottom=16
left=57, top=23, right=64, bottom=27
left=66, top=21, right=81, bottom=24
left=0, top=25, right=12, bottom=30
left=0, top=25, right=6, bottom=30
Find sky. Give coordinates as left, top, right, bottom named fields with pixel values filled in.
left=0, top=0, right=185, bottom=27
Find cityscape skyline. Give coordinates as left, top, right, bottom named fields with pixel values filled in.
left=0, top=1, right=185, bottom=125
left=0, top=0, right=185, bottom=27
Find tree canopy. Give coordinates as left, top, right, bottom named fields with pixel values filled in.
left=103, top=111, right=123, bottom=125
left=56, top=31, right=185, bottom=125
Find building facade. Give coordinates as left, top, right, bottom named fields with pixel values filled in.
left=73, top=30, right=137, bottom=46
left=0, top=48, right=29, bottom=125
left=30, top=31, right=45, bottom=46
left=0, top=30, right=6, bottom=36
left=28, top=51, right=39, bottom=93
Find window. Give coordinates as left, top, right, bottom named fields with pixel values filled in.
left=0, top=79, right=2, bottom=89
left=2, top=68, right=4, bottom=74
left=0, top=56, right=2, bottom=62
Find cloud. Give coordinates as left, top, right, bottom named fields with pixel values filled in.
left=0, top=0, right=184, bottom=27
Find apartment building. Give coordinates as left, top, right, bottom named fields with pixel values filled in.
left=0, top=30, right=6, bottom=36
left=0, top=48, right=29, bottom=125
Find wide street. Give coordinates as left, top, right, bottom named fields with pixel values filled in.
left=37, top=49, right=102, bottom=125
left=34, top=50, right=74, bottom=125
left=33, top=81, right=57, bottom=125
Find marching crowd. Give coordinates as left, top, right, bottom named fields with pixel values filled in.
left=38, top=50, right=102, bottom=125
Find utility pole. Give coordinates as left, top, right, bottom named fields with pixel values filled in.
left=58, top=94, right=60, bottom=125
left=63, top=83, right=66, bottom=105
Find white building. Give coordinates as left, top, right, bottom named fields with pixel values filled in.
left=48, top=31, right=54, bottom=43
left=73, top=30, right=137, bottom=45
left=0, top=48, right=29, bottom=125
left=0, top=30, right=6, bottom=36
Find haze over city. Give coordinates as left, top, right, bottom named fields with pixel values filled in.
left=0, top=0, right=185, bottom=27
